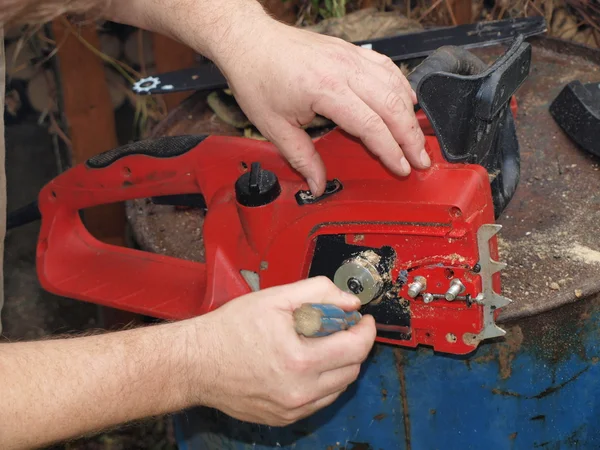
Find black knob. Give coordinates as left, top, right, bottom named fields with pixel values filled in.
left=235, top=162, right=281, bottom=207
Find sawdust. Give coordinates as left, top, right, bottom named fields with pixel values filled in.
left=445, top=253, right=467, bottom=264
left=362, top=249, right=382, bottom=266
left=568, top=244, right=600, bottom=265
left=496, top=196, right=600, bottom=317
left=497, top=229, right=581, bottom=298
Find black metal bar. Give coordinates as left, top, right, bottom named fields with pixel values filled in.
left=132, top=17, right=547, bottom=96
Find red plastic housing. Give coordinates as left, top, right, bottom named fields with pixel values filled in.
left=36, top=116, right=508, bottom=355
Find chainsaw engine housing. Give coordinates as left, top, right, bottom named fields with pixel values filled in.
left=36, top=38, right=531, bottom=355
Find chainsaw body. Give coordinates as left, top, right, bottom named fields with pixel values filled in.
left=36, top=38, right=531, bottom=355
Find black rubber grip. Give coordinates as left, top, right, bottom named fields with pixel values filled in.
left=476, top=42, right=531, bottom=120
left=86, top=135, right=208, bottom=169
left=407, top=46, right=488, bottom=92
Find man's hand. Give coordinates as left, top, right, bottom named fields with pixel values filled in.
left=0, top=277, right=374, bottom=449
left=217, top=20, right=430, bottom=196
left=108, top=0, right=429, bottom=198
left=192, top=277, right=376, bottom=426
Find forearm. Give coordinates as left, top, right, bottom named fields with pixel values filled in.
left=105, top=0, right=271, bottom=64
left=0, top=319, right=207, bottom=450
left=0, top=0, right=270, bottom=65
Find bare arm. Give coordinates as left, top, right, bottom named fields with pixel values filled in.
left=0, top=278, right=375, bottom=450
left=0, top=319, right=201, bottom=449
left=104, top=0, right=267, bottom=65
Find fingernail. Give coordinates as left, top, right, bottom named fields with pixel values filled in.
left=308, top=178, right=320, bottom=196
left=420, top=149, right=431, bottom=167
left=400, top=157, right=411, bottom=175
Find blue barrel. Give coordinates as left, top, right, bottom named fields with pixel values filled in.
left=173, top=293, right=600, bottom=449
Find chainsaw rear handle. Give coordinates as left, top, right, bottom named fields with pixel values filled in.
left=36, top=135, right=222, bottom=319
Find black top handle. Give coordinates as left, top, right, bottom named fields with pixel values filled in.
left=408, top=36, right=532, bottom=218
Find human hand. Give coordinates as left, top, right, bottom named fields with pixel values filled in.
left=189, top=277, right=376, bottom=426
left=215, top=18, right=429, bottom=196
left=108, top=2, right=428, bottom=197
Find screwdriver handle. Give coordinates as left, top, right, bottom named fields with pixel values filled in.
left=293, top=303, right=362, bottom=337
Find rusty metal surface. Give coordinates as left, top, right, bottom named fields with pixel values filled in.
left=126, top=36, right=600, bottom=321
left=469, top=37, right=600, bottom=321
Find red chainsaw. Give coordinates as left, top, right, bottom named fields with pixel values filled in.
left=36, top=36, right=531, bottom=355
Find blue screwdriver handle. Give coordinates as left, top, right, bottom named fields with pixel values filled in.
left=293, top=303, right=362, bottom=337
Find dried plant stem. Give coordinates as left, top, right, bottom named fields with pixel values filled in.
left=49, top=112, right=72, bottom=149
left=575, top=8, right=600, bottom=32
left=528, top=1, right=545, bottom=18
left=444, top=0, right=458, bottom=25
left=418, top=0, right=444, bottom=22
left=60, top=17, right=138, bottom=84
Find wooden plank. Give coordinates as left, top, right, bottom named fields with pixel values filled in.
left=52, top=18, right=126, bottom=246
left=452, top=0, right=472, bottom=24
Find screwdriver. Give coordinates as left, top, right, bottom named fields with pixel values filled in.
left=293, top=303, right=362, bottom=337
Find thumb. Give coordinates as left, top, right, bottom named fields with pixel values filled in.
left=267, top=122, right=327, bottom=197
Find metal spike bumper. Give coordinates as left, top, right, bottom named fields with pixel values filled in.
left=475, top=224, right=513, bottom=340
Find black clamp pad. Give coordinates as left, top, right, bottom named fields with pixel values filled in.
left=417, top=36, right=532, bottom=217
left=550, top=80, right=600, bottom=158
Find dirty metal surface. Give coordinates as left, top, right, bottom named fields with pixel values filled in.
left=469, top=37, right=600, bottom=321
left=126, top=92, right=239, bottom=264
left=126, top=36, right=600, bottom=322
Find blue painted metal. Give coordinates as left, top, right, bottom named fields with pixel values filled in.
left=173, top=295, right=600, bottom=449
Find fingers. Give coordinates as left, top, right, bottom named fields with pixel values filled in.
left=313, top=89, right=413, bottom=177
left=277, top=276, right=362, bottom=312
left=316, top=364, right=362, bottom=398
left=304, top=314, right=376, bottom=371
left=352, top=48, right=428, bottom=171
left=291, top=390, right=345, bottom=423
left=277, top=360, right=366, bottom=424
left=356, top=47, right=418, bottom=104
left=265, top=120, right=327, bottom=197
left=310, top=389, right=345, bottom=411
left=349, top=69, right=428, bottom=172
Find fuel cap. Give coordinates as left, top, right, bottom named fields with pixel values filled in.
left=235, top=162, right=281, bottom=207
